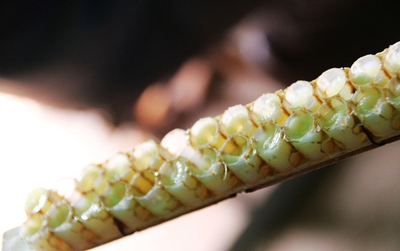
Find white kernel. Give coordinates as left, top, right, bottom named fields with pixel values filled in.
left=55, top=177, right=77, bottom=199
left=161, top=129, right=207, bottom=168
left=317, top=68, right=346, bottom=97
left=385, top=41, right=400, bottom=74
left=105, top=153, right=131, bottom=178
left=252, top=93, right=281, bottom=122
left=220, top=105, right=249, bottom=135
left=190, top=117, right=218, bottom=146
left=350, top=55, right=381, bottom=85
left=284, top=80, right=313, bottom=109
left=160, top=129, right=188, bottom=157
left=24, top=188, right=51, bottom=215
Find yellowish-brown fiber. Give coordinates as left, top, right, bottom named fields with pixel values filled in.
left=18, top=41, right=400, bottom=250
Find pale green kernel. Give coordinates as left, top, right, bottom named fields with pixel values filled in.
left=193, top=162, right=237, bottom=195
left=188, top=147, right=217, bottom=174
left=187, top=147, right=238, bottom=194
left=190, top=117, right=217, bottom=145
left=92, top=175, right=109, bottom=195
left=220, top=105, right=251, bottom=136
left=133, top=140, right=163, bottom=171
left=45, top=202, right=97, bottom=250
left=159, top=160, right=194, bottom=187
left=76, top=164, right=102, bottom=193
left=253, top=123, right=294, bottom=171
left=254, top=123, right=280, bottom=150
left=362, top=112, right=394, bottom=137
left=71, top=192, right=98, bottom=220
left=159, top=160, right=207, bottom=206
left=350, top=55, right=382, bottom=85
left=379, top=101, right=395, bottom=120
left=24, top=187, right=52, bottom=215
left=246, top=148, right=264, bottom=170
left=103, top=181, right=151, bottom=229
left=355, top=90, right=396, bottom=137
left=102, top=181, right=126, bottom=208
left=134, top=185, right=179, bottom=217
left=104, top=153, right=134, bottom=182
left=222, top=135, right=263, bottom=183
left=159, top=163, right=176, bottom=187
left=357, top=93, right=381, bottom=115
left=46, top=204, right=70, bottom=229
left=69, top=191, right=121, bottom=239
left=285, top=111, right=326, bottom=160
left=317, top=68, right=346, bottom=98
left=284, top=111, right=314, bottom=141
left=318, top=99, right=348, bottom=128
left=318, top=99, right=365, bottom=149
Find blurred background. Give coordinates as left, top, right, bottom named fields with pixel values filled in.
left=1, top=1, right=400, bottom=250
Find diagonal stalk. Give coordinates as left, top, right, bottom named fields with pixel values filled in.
left=4, top=41, right=400, bottom=251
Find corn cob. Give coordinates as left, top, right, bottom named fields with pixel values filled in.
left=14, top=41, right=400, bottom=251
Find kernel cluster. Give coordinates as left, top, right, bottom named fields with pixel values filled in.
left=20, top=42, right=400, bottom=251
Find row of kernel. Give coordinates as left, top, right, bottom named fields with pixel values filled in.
left=24, top=127, right=260, bottom=250
left=183, top=43, right=400, bottom=183
left=349, top=42, right=400, bottom=138
left=20, top=41, right=400, bottom=251
left=188, top=108, right=272, bottom=183
left=21, top=146, right=198, bottom=250
left=250, top=80, right=338, bottom=169
left=313, top=68, right=366, bottom=149
left=161, top=128, right=239, bottom=194
left=20, top=188, right=74, bottom=250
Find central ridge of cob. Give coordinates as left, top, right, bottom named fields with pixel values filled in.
left=19, top=42, right=400, bottom=251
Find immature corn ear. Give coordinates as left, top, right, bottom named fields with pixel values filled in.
left=18, top=42, right=400, bottom=251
